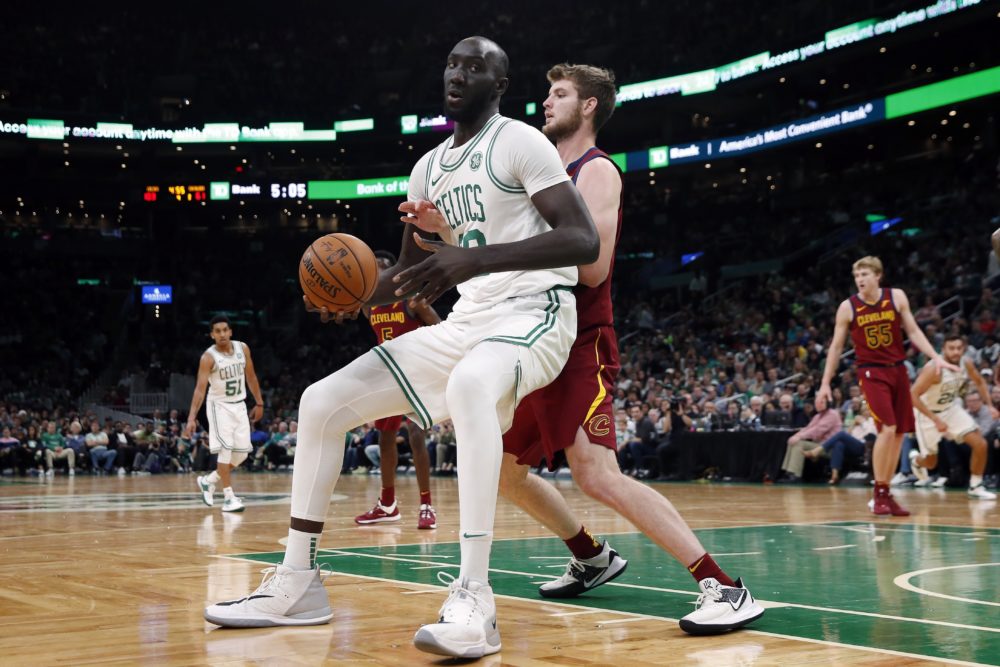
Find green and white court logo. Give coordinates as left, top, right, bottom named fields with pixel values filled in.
left=470, top=151, right=483, bottom=171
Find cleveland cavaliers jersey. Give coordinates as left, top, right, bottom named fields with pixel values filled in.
left=918, top=364, right=969, bottom=412
left=369, top=302, right=422, bottom=343
left=848, top=288, right=906, bottom=365
left=408, top=114, right=575, bottom=314
left=567, top=147, right=622, bottom=332
left=206, top=341, right=247, bottom=402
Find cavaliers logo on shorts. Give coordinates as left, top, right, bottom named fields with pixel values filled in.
left=586, top=413, right=612, bottom=437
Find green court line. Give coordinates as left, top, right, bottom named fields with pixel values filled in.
left=227, top=522, right=1000, bottom=665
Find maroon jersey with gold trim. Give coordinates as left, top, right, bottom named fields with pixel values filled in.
left=848, top=287, right=906, bottom=365
left=566, top=147, right=622, bottom=333
left=368, top=301, right=421, bottom=344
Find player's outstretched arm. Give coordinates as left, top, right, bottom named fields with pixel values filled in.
left=574, top=158, right=622, bottom=288
left=818, top=300, right=853, bottom=402
left=911, top=362, right=947, bottom=431
left=242, top=343, right=265, bottom=424
left=965, top=357, right=997, bottom=415
left=185, top=353, right=213, bottom=438
left=894, top=289, right=957, bottom=371
left=393, top=181, right=598, bottom=304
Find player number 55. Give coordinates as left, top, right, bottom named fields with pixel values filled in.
left=864, top=323, right=893, bottom=348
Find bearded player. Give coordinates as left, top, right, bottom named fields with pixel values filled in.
left=910, top=334, right=997, bottom=499
left=818, top=256, right=958, bottom=515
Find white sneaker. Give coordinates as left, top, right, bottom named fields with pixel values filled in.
left=197, top=475, right=215, bottom=507
left=913, top=477, right=934, bottom=488
left=413, top=575, right=501, bottom=658
left=204, top=564, right=332, bottom=627
left=889, top=472, right=908, bottom=486
left=45, top=469, right=54, bottom=478
left=931, top=476, right=949, bottom=488
left=117, top=467, right=126, bottom=477
left=968, top=484, right=998, bottom=500
left=909, top=450, right=928, bottom=482
left=221, top=496, right=245, bottom=513
left=68, top=468, right=75, bottom=477
left=679, top=578, right=765, bottom=635
left=538, top=541, right=628, bottom=598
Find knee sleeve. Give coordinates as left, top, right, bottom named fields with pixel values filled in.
left=229, top=450, right=248, bottom=467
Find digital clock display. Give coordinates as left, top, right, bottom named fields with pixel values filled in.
left=168, top=184, right=207, bottom=202
left=271, top=183, right=306, bottom=199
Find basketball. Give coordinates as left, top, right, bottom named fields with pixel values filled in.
left=299, top=233, right=379, bottom=311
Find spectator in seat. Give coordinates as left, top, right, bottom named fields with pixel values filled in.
left=86, top=420, right=116, bottom=474
left=42, top=422, right=74, bottom=477
left=720, top=401, right=741, bottom=430
left=64, top=421, right=89, bottom=471
left=804, top=403, right=877, bottom=484
left=778, top=394, right=842, bottom=483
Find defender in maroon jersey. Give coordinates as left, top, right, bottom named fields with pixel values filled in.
left=819, top=256, right=957, bottom=516
left=354, top=251, right=442, bottom=530
left=496, top=63, right=763, bottom=635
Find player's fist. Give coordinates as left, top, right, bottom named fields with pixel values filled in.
left=184, top=418, right=197, bottom=440
left=249, top=405, right=263, bottom=424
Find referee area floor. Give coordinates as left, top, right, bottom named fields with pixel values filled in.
left=1, top=473, right=997, bottom=665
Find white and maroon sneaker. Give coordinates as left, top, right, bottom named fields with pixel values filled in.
left=418, top=504, right=437, bottom=530
left=354, top=500, right=400, bottom=525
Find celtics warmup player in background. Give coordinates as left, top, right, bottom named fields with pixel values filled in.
left=818, top=256, right=957, bottom=516
left=910, top=334, right=997, bottom=499
left=205, top=36, right=599, bottom=659
left=185, top=316, right=264, bottom=513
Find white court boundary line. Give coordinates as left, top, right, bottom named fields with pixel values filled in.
left=894, top=563, right=1000, bottom=608
left=216, top=564, right=992, bottom=667
left=219, top=548, right=1000, bottom=636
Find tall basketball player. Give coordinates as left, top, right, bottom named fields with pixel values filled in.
left=205, top=36, right=599, bottom=660
left=354, top=250, right=442, bottom=529
left=818, top=257, right=957, bottom=515
left=185, top=316, right=264, bottom=513
left=910, top=334, right=997, bottom=499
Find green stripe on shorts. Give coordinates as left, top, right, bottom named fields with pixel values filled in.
left=482, top=289, right=561, bottom=347
left=372, top=346, right=433, bottom=430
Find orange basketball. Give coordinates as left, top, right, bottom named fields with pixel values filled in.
left=299, top=233, right=379, bottom=311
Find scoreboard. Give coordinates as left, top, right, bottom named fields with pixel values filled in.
left=140, top=178, right=408, bottom=203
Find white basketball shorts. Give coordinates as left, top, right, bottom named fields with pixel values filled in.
left=371, top=287, right=577, bottom=432
left=206, top=400, right=253, bottom=454
left=914, top=403, right=978, bottom=456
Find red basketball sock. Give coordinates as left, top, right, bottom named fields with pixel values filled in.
left=687, top=553, right=735, bottom=587
left=419, top=491, right=432, bottom=506
left=565, top=526, right=603, bottom=561
left=380, top=486, right=395, bottom=507
left=874, top=481, right=889, bottom=498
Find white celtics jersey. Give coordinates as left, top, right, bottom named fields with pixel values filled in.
left=408, top=114, right=576, bottom=314
left=205, top=341, right=247, bottom=402
left=919, top=363, right=969, bottom=412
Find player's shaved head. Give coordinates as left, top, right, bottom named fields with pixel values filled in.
left=454, top=36, right=508, bottom=78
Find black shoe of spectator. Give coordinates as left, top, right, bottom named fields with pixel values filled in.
left=777, top=473, right=801, bottom=484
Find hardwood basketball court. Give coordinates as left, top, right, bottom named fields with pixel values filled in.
left=1, top=473, right=997, bottom=665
